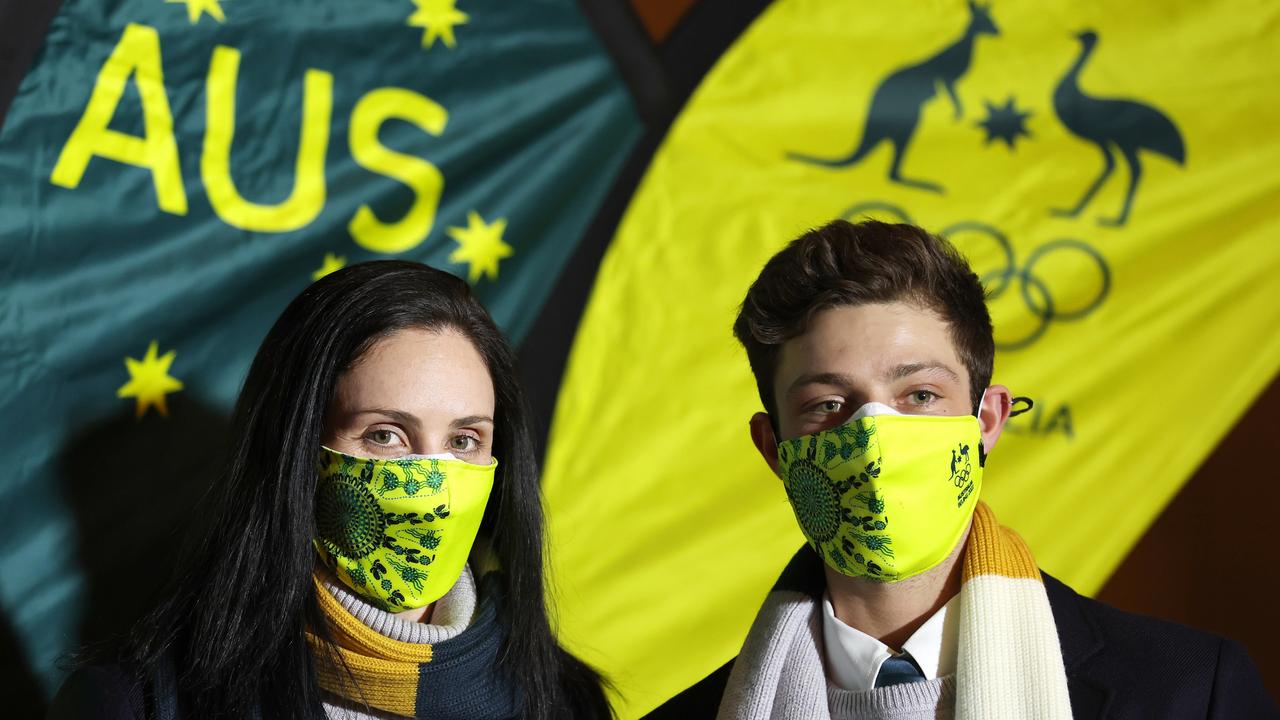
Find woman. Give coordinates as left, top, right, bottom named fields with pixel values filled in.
left=50, top=261, right=611, bottom=719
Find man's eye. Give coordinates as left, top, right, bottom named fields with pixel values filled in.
left=909, top=390, right=937, bottom=404
left=818, top=400, right=843, bottom=413
left=449, top=435, right=478, bottom=452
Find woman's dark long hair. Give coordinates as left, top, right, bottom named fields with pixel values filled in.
left=116, top=261, right=610, bottom=719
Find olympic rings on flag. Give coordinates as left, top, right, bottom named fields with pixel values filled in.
left=840, top=201, right=1111, bottom=350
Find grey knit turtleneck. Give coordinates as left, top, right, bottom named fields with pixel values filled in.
left=828, top=675, right=956, bottom=720
left=320, top=565, right=478, bottom=719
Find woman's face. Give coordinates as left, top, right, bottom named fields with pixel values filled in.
left=323, top=327, right=496, bottom=463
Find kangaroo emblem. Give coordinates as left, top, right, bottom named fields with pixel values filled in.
left=1051, top=30, right=1186, bottom=227
left=788, top=1, right=999, bottom=194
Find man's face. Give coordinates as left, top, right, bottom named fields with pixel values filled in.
left=750, top=301, right=1010, bottom=471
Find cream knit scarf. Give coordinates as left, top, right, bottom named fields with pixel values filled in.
left=717, top=502, right=1073, bottom=719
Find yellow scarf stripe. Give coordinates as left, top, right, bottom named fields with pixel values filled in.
left=312, top=574, right=436, bottom=661
left=308, top=574, right=433, bottom=716
left=962, top=502, right=1041, bottom=581
left=306, top=633, right=422, bottom=716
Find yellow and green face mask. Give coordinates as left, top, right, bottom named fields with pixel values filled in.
left=777, top=403, right=983, bottom=583
left=313, top=446, right=496, bottom=611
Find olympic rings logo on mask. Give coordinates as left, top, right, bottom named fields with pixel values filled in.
left=840, top=201, right=1111, bottom=351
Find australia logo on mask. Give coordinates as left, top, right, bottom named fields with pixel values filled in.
left=950, top=443, right=976, bottom=507
left=778, top=421, right=898, bottom=580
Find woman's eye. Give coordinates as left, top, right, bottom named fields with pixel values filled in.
left=818, top=400, right=843, bottom=413
left=449, top=435, right=478, bottom=452
left=367, top=429, right=400, bottom=446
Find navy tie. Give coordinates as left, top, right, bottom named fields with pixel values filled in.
left=875, top=654, right=926, bottom=687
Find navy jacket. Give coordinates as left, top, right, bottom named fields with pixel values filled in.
left=47, top=572, right=527, bottom=720
left=1042, top=572, right=1274, bottom=718
left=646, top=570, right=1277, bottom=719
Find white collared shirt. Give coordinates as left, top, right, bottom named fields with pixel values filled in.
left=820, top=591, right=961, bottom=692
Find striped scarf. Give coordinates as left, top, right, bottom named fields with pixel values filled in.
left=305, top=569, right=519, bottom=719
left=717, top=502, right=1073, bottom=719
left=306, top=573, right=435, bottom=716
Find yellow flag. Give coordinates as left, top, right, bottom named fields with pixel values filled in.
left=543, top=1, right=1280, bottom=716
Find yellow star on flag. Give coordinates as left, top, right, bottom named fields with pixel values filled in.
left=448, top=211, right=512, bottom=284
left=312, top=252, right=347, bottom=281
left=166, top=0, right=226, bottom=24
left=117, top=341, right=184, bottom=419
left=407, top=0, right=469, bottom=49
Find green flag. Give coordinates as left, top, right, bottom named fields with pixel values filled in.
left=0, top=0, right=639, bottom=702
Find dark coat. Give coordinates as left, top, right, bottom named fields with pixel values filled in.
left=46, top=661, right=170, bottom=720
left=647, top=566, right=1277, bottom=719
left=1042, top=572, right=1275, bottom=719
left=45, top=569, right=619, bottom=720
left=47, top=572, right=523, bottom=720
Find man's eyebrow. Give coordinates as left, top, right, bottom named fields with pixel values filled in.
left=786, top=372, right=858, bottom=396
left=450, top=415, right=494, bottom=429
left=887, top=362, right=961, bottom=383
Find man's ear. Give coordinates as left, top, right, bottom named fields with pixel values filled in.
left=749, top=412, right=781, bottom=474
left=978, top=384, right=1013, bottom=454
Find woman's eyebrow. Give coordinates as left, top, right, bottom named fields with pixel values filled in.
left=352, top=408, right=421, bottom=430
left=450, top=415, right=494, bottom=428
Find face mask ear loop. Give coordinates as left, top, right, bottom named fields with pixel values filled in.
left=975, top=388, right=990, bottom=468
left=976, top=396, right=1034, bottom=468
left=1009, top=396, right=1035, bottom=417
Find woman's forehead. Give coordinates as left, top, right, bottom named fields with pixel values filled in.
left=334, top=328, right=495, bottom=420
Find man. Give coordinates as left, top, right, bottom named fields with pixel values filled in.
left=660, top=220, right=1274, bottom=719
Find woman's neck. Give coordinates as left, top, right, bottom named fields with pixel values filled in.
left=395, top=602, right=435, bottom=623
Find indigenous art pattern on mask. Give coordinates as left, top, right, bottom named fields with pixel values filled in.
left=778, top=422, right=895, bottom=578
left=314, top=448, right=493, bottom=611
